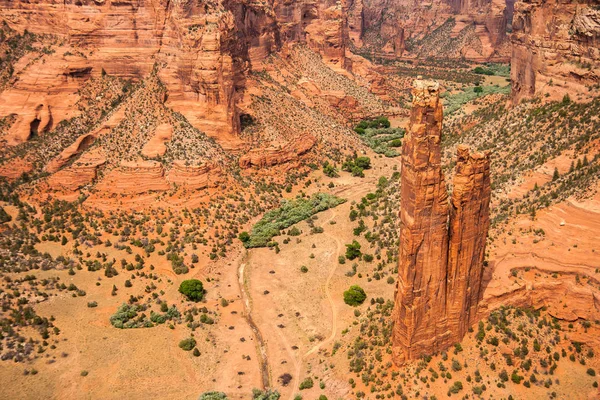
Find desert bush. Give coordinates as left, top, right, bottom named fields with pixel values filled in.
left=179, top=279, right=205, bottom=302
left=344, top=285, right=366, bottom=306
left=345, top=240, right=362, bottom=260
left=252, top=389, right=280, bottom=400
left=199, top=391, right=228, bottom=400
left=299, top=377, right=314, bottom=390
left=179, top=337, right=196, bottom=351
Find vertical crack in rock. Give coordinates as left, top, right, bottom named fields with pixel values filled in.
left=392, top=79, right=491, bottom=365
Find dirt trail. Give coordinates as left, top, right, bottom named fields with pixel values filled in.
left=288, top=209, right=343, bottom=399
left=238, top=259, right=270, bottom=390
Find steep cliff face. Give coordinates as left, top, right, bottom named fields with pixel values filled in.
left=511, top=0, right=600, bottom=103
left=446, top=145, right=492, bottom=339
left=392, top=79, right=451, bottom=364
left=392, top=80, right=491, bottom=365
left=0, top=0, right=350, bottom=145
left=354, top=0, right=510, bottom=60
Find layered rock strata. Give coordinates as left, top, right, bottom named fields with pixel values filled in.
left=239, top=134, right=317, bottom=169
left=0, top=0, right=352, bottom=144
left=511, top=0, right=600, bottom=103
left=392, top=80, right=491, bottom=365
left=167, top=161, right=224, bottom=190
left=353, top=0, right=510, bottom=60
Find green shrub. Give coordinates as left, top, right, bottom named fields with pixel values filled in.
left=179, top=337, right=196, bottom=351
left=345, top=240, right=361, bottom=260
left=238, top=232, right=250, bottom=242
left=252, top=389, right=281, bottom=400
left=343, top=285, right=366, bottom=306
left=355, top=157, right=371, bottom=169
left=299, top=377, right=314, bottom=390
left=199, top=392, right=228, bottom=400
left=323, top=162, right=339, bottom=178
left=179, top=279, right=205, bottom=302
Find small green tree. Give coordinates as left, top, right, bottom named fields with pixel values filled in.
left=345, top=240, right=362, bottom=260
left=343, top=285, right=366, bottom=306
left=178, top=279, right=205, bottom=302
left=355, top=157, right=371, bottom=169
left=252, top=389, right=281, bottom=400
left=323, top=162, right=339, bottom=178
left=299, top=377, right=314, bottom=390
left=552, top=167, right=560, bottom=181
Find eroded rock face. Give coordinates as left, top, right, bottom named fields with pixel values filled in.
left=95, top=160, right=170, bottom=195
left=166, top=161, right=224, bottom=190
left=446, top=145, right=492, bottom=339
left=0, top=0, right=351, bottom=144
left=511, top=0, right=600, bottom=103
left=392, top=80, right=492, bottom=365
left=354, top=0, right=510, bottom=60
left=239, top=134, right=317, bottom=169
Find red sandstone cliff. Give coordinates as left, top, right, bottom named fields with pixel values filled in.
left=0, top=0, right=351, bottom=145
left=511, top=0, right=600, bottom=103
left=353, top=0, right=510, bottom=60
left=392, top=80, right=492, bottom=365
left=392, top=79, right=452, bottom=364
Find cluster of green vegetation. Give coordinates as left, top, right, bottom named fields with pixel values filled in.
left=442, top=84, right=511, bottom=114
left=344, top=173, right=401, bottom=282
left=198, top=390, right=280, bottom=400
left=240, top=193, right=345, bottom=248
left=343, top=285, right=367, bottom=306
left=473, top=63, right=511, bottom=77
left=342, top=155, right=372, bottom=177
left=353, top=117, right=404, bottom=157
left=179, top=279, right=205, bottom=302
left=110, top=303, right=180, bottom=329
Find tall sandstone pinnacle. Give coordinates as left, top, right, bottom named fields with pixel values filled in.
left=392, top=80, right=491, bottom=365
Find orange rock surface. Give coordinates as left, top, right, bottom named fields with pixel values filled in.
left=166, top=160, right=223, bottom=190
left=511, top=0, right=600, bottom=102
left=239, top=134, right=317, bottom=169
left=392, top=80, right=492, bottom=365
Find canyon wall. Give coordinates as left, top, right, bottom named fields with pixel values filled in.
left=0, top=0, right=350, bottom=144
left=511, top=0, right=600, bottom=103
left=353, top=0, right=511, bottom=60
left=392, top=80, right=491, bottom=365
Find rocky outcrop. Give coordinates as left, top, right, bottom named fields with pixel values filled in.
left=446, top=145, right=492, bottom=339
left=46, top=151, right=106, bottom=192
left=44, top=106, right=126, bottom=173
left=239, top=134, right=317, bottom=169
left=141, top=124, right=173, bottom=159
left=0, top=0, right=352, bottom=145
left=354, top=0, right=509, bottom=60
left=4, top=103, right=52, bottom=145
left=95, top=160, right=170, bottom=195
left=392, top=80, right=491, bottom=365
left=511, top=0, right=600, bottom=103
left=166, top=160, right=224, bottom=190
